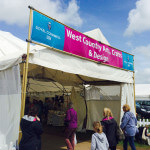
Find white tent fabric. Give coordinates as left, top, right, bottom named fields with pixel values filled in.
left=84, top=28, right=110, bottom=46
left=26, top=78, right=81, bottom=93
left=0, top=30, right=135, bottom=141
left=0, top=30, right=133, bottom=84
left=135, top=84, right=150, bottom=100
left=85, top=85, right=121, bottom=130
left=0, top=31, right=26, bottom=71
left=0, top=65, right=21, bottom=148
left=85, top=84, right=135, bottom=129
left=120, top=83, right=135, bottom=123
left=0, top=29, right=134, bottom=84
left=29, top=48, right=133, bottom=84
left=70, top=87, right=86, bottom=131
left=86, top=100, right=121, bottom=130
left=85, top=86, right=101, bottom=100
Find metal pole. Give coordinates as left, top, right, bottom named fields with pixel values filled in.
left=18, top=7, right=32, bottom=143
left=21, top=63, right=26, bottom=114
left=133, top=56, right=136, bottom=113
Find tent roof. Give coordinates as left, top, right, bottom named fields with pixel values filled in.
left=135, top=84, right=150, bottom=98
left=84, top=28, right=110, bottom=46
left=0, top=30, right=27, bottom=58
left=26, top=78, right=82, bottom=93
left=0, top=30, right=133, bottom=85
left=0, top=30, right=35, bottom=70
left=26, top=47, right=133, bottom=85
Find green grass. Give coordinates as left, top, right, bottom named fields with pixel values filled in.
left=118, top=141, right=149, bottom=148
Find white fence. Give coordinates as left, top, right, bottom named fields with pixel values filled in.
left=137, top=119, right=150, bottom=127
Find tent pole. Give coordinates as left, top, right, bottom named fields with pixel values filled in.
left=21, top=63, right=26, bottom=114
left=18, top=63, right=26, bottom=142
left=133, top=56, right=136, bottom=113
left=82, top=86, right=88, bottom=129
left=133, top=73, right=136, bottom=112
left=18, top=8, right=32, bottom=143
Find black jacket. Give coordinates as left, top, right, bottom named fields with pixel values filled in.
left=19, top=115, right=43, bottom=150
left=101, top=118, right=118, bottom=147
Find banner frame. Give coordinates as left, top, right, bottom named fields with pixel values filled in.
left=31, top=39, right=134, bottom=73
left=30, top=6, right=134, bottom=57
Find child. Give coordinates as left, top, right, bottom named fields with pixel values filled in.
left=91, top=121, right=109, bottom=150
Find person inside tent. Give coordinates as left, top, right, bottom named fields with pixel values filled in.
left=64, top=102, right=77, bottom=150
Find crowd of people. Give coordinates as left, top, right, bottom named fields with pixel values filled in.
left=19, top=101, right=149, bottom=150
left=91, top=104, right=150, bottom=150
left=24, top=96, right=65, bottom=123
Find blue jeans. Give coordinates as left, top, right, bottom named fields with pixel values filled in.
left=123, top=136, right=136, bottom=150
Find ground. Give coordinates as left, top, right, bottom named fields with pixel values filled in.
left=41, top=126, right=150, bottom=150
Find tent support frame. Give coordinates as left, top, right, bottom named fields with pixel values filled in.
left=18, top=7, right=32, bottom=143
left=84, top=80, right=121, bottom=85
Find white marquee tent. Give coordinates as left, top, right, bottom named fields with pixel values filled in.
left=135, top=84, right=150, bottom=101
left=0, top=29, right=135, bottom=148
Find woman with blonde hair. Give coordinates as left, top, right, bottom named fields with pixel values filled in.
left=91, top=121, right=109, bottom=150
left=120, top=104, right=137, bottom=150
left=101, top=108, right=118, bottom=150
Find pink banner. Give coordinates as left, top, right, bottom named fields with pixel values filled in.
left=64, top=27, right=123, bottom=68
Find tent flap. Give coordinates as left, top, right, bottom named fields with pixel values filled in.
left=0, top=65, right=21, bottom=147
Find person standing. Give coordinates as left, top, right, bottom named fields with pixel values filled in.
left=120, top=104, right=137, bottom=150
left=64, top=102, right=77, bottom=150
left=19, top=106, right=43, bottom=150
left=101, top=108, right=118, bottom=150
left=91, top=121, right=109, bottom=150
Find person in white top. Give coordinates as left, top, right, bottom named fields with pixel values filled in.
left=91, top=121, right=109, bottom=150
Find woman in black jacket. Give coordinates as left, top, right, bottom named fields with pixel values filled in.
left=101, top=108, right=118, bottom=150
left=19, top=106, right=43, bottom=150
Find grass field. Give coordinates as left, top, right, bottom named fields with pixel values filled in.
left=117, top=141, right=150, bottom=150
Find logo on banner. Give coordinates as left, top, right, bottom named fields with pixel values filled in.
left=48, top=22, right=51, bottom=30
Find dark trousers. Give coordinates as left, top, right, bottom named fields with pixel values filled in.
left=123, top=136, right=136, bottom=150
left=109, top=146, right=116, bottom=150
left=65, top=128, right=76, bottom=150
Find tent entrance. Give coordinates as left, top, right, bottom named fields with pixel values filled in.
left=20, top=62, right=122, bottom=127
left=20, top=63, right=123, bottom=149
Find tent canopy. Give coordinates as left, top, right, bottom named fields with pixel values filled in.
left=0, top=29, right=133, bottom=85
left=0, top=29, right=136, bottom=145
left=84, top=28, right=110, bottom=46
left=135, top=84, right=150, bottom=100
left=0, top=30, right=34, bottom=71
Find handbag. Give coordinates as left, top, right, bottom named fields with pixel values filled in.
left=117, top=126, right=125, bottom=141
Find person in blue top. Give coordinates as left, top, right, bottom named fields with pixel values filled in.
left=120, top=104, right=137, bottom=150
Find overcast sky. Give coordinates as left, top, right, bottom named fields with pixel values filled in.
left=0, top=0, right=150, bottom=83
